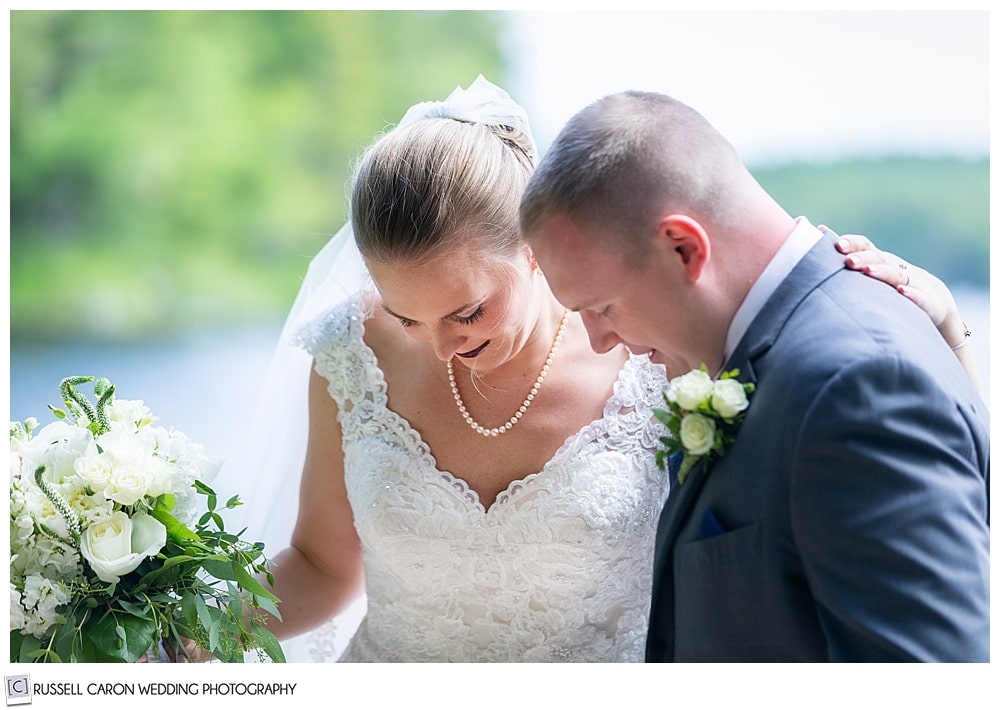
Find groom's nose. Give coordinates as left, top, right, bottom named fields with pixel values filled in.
left=579, top=311, right=621, bottom=354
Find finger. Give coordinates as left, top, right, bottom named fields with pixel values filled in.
left=835, top=233, right=876, bottom=254
left=843, top=250, right=886, bottom=270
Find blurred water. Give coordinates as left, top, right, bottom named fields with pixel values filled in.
left=8, top=324, right=283, bottom=467
left=8, top=289, right=990, bottom=465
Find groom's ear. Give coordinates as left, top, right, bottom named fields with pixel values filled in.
left=657, top=215, right=710, bottom=281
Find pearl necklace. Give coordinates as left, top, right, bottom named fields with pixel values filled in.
left=447, top=309, right=570, bottom=437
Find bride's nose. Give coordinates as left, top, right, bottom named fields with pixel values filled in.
left=408, top=324, right=467, bottom=362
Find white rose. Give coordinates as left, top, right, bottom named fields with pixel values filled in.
left=141, top=456, right=175, bottom=498
left=711, top=378, right=750, bottom=419
left=97, top=429, right=159, bottom=505
left=80, top=511, right=166, bottom=583
left=666, top=369, right=714, bottom=411
left=103, top=465, right=157, bottom=506
left=73, top=452, right=114, bottom=492
left=679, top=413, right=716, bottom=456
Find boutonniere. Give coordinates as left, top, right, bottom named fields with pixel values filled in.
left=654, top=365, right=755, bottom=485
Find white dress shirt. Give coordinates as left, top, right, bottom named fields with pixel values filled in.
left=721, top=217, right=823, bottom=370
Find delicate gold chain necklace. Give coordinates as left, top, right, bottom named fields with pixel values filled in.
left=447, top=309, right=569, bottom=437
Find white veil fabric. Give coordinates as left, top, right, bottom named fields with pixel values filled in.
left=213, top=75, right=538, bottom=661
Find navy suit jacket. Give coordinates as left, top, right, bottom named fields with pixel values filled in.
left=645, top=233, right=990, bottom=661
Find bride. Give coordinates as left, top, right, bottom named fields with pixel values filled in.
left=213, top=77, right=978, bottom=663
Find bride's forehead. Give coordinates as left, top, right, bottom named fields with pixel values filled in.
left=369, top=255, right=516, bottom=309
left=368, top=248, right=518, bottom=286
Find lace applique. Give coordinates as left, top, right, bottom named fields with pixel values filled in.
left=294, top=293, right=671, bottom=662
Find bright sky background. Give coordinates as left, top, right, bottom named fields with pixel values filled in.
left=502, top=9, right=989, bottom=165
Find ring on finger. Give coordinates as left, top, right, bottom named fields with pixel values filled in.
left=899, top=263, right=910, bottom=287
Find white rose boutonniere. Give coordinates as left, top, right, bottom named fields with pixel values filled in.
left=654, top=366, right=755, bottom=484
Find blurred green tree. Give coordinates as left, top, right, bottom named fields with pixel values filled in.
left=11, top=10, right=504, bottom=340
left=752, top=157, right=989, bottom=289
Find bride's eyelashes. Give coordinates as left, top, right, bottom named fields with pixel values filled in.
left=393, top=305, right=485, bottom=329
left=457, top=306, right=485, bottom=325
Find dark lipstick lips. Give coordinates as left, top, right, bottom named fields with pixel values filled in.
left=456, top=341, right=490, bottom=359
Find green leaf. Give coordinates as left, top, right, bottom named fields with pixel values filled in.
left=85, top=609, right=158, bottom=663
left=149, top=507, right=201, bottom=542
left=193, top=480, right=216, bottom=496
left=254, top=594, right=281, bottom=621
left=249, top=622, right=286, bottom=663
left=228, top=561, right=279, bottom=602
left=117, top=599, right=152, bottom=618
left=10, top=630, right=25, bottom=662
left=193, top=594, right=214, bottom=634
left=201, top=557, right=241, bottom=582
left=652, top=408, right=675, bottom=427
left=208, top=610, right=222, bottom=655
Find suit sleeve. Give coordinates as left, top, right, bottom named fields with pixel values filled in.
left=791, top=353, right=989, bottom=661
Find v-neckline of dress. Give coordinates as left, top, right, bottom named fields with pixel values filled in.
left=353, top=300, right=635, bottom=517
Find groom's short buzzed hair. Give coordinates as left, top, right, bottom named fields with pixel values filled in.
left=520, top=90, right=743, bottom=264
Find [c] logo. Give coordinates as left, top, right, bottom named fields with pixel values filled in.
left=5, top=676, right=31, bottom=706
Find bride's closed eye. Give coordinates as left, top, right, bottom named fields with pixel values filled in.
left=392, top=305, right=484, bottom=329
left=457, top=306, right=485, bottom=325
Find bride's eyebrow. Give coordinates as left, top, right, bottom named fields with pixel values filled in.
left=381, top=300, right=481, bottom=324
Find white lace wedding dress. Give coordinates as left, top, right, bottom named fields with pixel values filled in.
left=292, top=293, right=671, bottom=662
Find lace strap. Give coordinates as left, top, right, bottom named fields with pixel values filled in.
left=293, top=293, right=380, bottom=410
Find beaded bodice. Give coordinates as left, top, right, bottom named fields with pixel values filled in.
left=295, top=294, right=670, bottom=662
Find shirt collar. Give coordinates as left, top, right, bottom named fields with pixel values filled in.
left=721, top=217, right=823, bottom=370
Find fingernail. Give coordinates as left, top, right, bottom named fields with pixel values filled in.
left=845, top=255, right=859, bottom=267
left=837, top=238, right=850, bottom=251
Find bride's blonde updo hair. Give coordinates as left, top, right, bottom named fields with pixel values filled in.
left=350, top=118, right=536, bottom=267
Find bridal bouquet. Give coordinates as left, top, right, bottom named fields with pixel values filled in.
left=9, top=376, right=284, bottom=663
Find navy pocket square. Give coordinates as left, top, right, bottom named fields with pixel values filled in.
left=699, top=508, right=729, bottom=540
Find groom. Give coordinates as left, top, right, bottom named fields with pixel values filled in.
left=519, top=90, right=990, bottom=661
